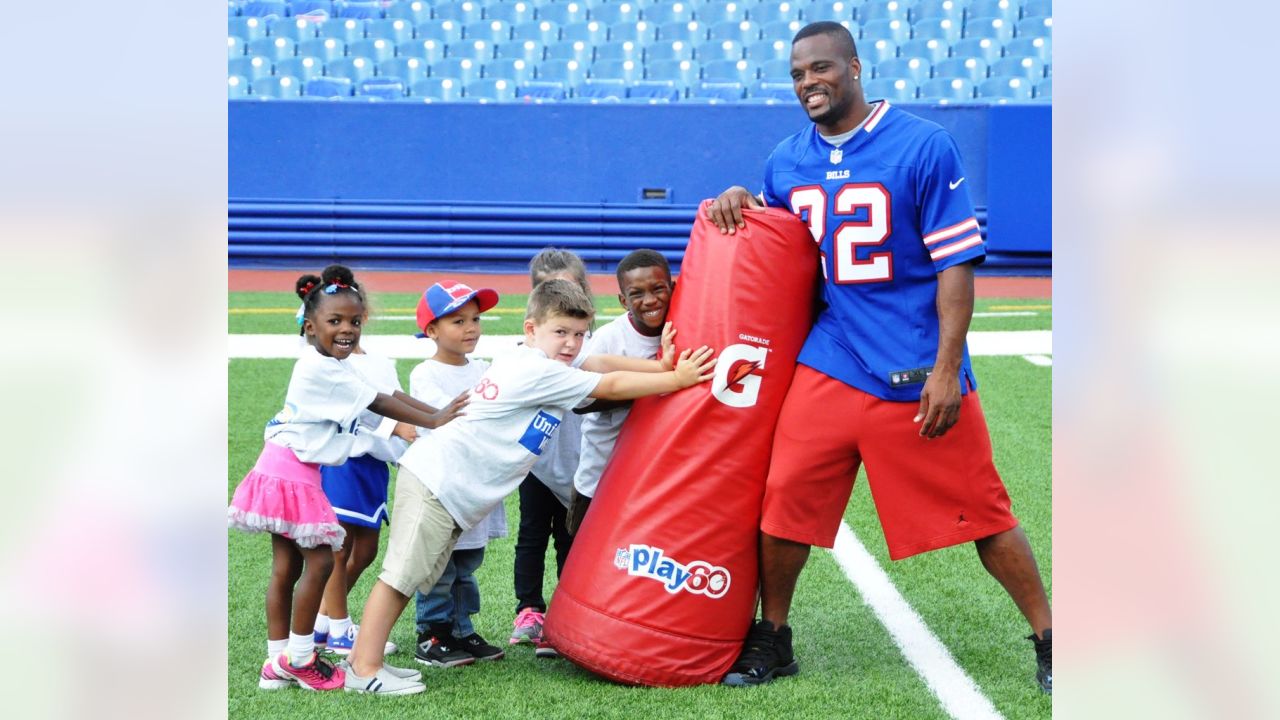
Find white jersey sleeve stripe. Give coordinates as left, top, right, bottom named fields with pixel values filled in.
left=923, top=217, right=980, bottom=246
left=929, top=234, right=984, bottom=260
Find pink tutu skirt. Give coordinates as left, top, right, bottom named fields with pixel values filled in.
left=228, top=442, right=346, bottom=550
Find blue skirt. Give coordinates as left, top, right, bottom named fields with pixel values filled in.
left=320, top=453, right=390, bottom=529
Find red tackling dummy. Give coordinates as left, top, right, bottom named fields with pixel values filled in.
left=542, top=203, right=818, bottom=687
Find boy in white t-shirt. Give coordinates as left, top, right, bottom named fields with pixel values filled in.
left=566, top=249, right=675, bottom=534
left=344, top=279, right=717, bottom=695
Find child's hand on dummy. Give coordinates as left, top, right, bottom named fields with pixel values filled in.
left=660, top=321, right=677, bottom=371
left=673, top=346, right=716, bottom=388
left=393, top=422, right=419, bottom=443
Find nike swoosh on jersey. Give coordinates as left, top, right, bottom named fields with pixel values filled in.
left=949, top=177, right=965, bottom=190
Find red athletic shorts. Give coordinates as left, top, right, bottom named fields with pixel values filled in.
left=761, top=365, right=1018, bottom=560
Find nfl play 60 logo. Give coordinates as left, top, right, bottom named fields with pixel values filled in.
left=614, top=544, right=731, bottom=599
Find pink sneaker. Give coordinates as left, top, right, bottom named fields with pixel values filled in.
left=272, top=652, right=345, bottom=691
left=509, top=608, right=544, bottom=645
left=258, top=659, right=293, bottom=690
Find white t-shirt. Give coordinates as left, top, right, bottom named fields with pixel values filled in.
left=529, top=345, right=589, bottom=507
left=408, top=357, right=507, bottom=549
left=263, top=345, right=380, bottom=466
left=573, top=315, right=663, bottom=496
left=398, top=345, right=603, bottom=529
left=346, top=351, right=410, bottom=463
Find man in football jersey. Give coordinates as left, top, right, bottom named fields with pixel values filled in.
left=705, top=21, right=1052, bottom=693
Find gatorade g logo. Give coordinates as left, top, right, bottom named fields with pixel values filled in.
left=613, top=544, right=731, bottom=599
left=711, top=343, right=766, bottom=408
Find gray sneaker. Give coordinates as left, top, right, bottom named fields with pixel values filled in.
left=343, top=665, right=426, bottom=696
left=340, top=659, right=421, bottom=683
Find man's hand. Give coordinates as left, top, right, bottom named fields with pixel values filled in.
left=704, top=186, right=763, bottom=235
left=914, top=372, right=962, bottom=438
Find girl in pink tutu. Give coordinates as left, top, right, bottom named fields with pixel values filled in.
left=228, top=264, right=467, bottom=692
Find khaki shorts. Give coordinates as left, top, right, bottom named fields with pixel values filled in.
left=378, top=468, right=462, bottom=597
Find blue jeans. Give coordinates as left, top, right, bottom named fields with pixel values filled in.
left=414, top=547, right=486, bottom=637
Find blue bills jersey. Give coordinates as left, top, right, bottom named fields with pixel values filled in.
left=762, top=102, right=986, bottom=402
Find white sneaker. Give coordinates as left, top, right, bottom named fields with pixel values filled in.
left=326, top=624, right=399, bottom=656
left=340, top=659, right=421, bottom=682
left=343, top=664, right=426, bottom=696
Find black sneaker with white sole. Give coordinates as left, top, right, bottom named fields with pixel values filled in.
left=1028, top=628, right=1052, bottom=694
left=458, top=632, right=505, bottom=661
left=721, top=619, right=799, bottom=686
left=415, top=626, right=476, bottom=668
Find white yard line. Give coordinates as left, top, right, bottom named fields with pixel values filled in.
left=831, top=523, right=1005, bottom=720
left=1021, top=355, right=1053, bottom=366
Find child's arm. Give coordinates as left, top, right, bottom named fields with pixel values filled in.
left=573, top=398, right=631, bottom=414
left=589, top=346, right=716, bottom=400
left=368, top=391, right=468, bottom=429
left=580, top=322, right=680, bottom=373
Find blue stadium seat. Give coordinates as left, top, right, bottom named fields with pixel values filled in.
left=750, top=79, right=793, bottom=100
left=412, top=77, right=464, bottom=99
left=610, top=21, right=659, bottom=43
left=268, top=17, right=321, bottom=41
left=898, top=37, right=949, bottom=64
left=358, top=77, right=406, bottom=98
left=951, top=36, right=1000, bottom=64
left=484, top=57, right=534, bottom=83
left=562, top=20, right=610, bottom=44
left=630, top=79, right=681, bottom=100
left=647, top=39, right=696, bottom=61
left=591, top=2, right=640, bottom=24
left=328, top=57, right=376, bottom=82
left=746, top=37, right=790, bottom=61
left=862, top=76, right=916, bottom=100
left=1034, top=76, right=1050, bottom=100
left=434, top=1, right=484, bottom=24
left=230, top=17, right=268, bottom=41
left=577, top=78, right=629, bottom=99
left=759, top=19, right=804, bottom=41
left=968, top=0, right=1017, bottom=23
left=643, top=2, right=693, bottom=25
left=317, top=17, right=366, bottom=42
left=703, top=57, right=758, bottom=83
left=803, top=1, right=854, bottom=23
left=432, top=57, right=481, bottom=83
left=230, top=0, right=245, bottom=17
left=467, top=77, right=519, bottom=100
left=932, top=55, right=986, bottom=81
left=860, top=18, right=909, bottom=44
left=512, top=19, right=561, bottom=44
left=537, top=2, right=587, bottom=26
left=696, top=1, right=747, bottom=24
left=277, top=55, right=325, bottom=81
left=247, top=36, right=297, bottom=61
left=692, top=81, right=745, bottom=100
left=252, top=75, right=304, bottom=97
left=875, top=56, right=929, bottom=84
left=518, top=79, right=567, bottom=100
left=858, top=0, right=909, bottom=23
left=381, top=56, right=430, bottom=84
left=304, top=76, right=355, bottom=96
left=397, top=38, right=446, bottom=61
left=1023, top=0, right=1052, bottom=19
left=590, top=58, right=642, bottom=81
left=917, top=76, right=974, bottom=101
left=229, top=55, right=274, bottom=81
left=486, top=1, right=535, bottom=24
left=596, top=40, right=643, bottom=61
left=349, top=37, right=396, bottom=61
left=545, top=39, right=592, bottom=62
left=1016, top=15, right=1051, bottom=39
left=336, top=0, right=384, bottom=19
left=645, top=58, right=700, bottom=90
left=299, top=36, right=346, bottom=60
left=243, top=1, right=289, bottom=17
left=537, top=58, right=587, bottom=85
left=366, top=18, right=415, bottom=42
left=976, top=75, right=1031, bottom=101
left=388, top=0, right=432, bottom=24
left=709, top=19, right=762, bottom=43
left=450, top=39, right=496, bottom=62
left=696, top=38, right=745, bottom=61
left=229, top=36, right=247, bottom=57
left=416, top=19, right=464, bottom=43
left=288, top=1, right=333, bottom=17
left=658, top=20, right=708, bottom=43
left=861, top=37, right=898, bottom=64
left=964, top=16, right=1013, bottom=43
left=465, top=19, right=513, bottom=44
left=750, top=1, right=803, bottom=24
left=1004, top=35, right=1050, bottom=64
left=228, top=74, right=251, bottom=97
left=910, top=0, right=963, bottom=23
left=758, top=58, right=790, bottom=81
left=911, top=17, right=961, bottom=44
left=989, top=54, right=1042, bottom=81
left=496, top=38, right=545, bottom=62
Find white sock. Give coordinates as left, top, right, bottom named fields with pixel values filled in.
left=330, top=616, right=354, bottom=639
left=288, top=632, right=315, bottom=666
left=314, top=614, right=331, bottom=635
left=267, top=638, right=287, bottom=660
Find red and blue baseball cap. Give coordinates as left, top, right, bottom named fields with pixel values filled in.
left=415, top=280, right=500, bottom=336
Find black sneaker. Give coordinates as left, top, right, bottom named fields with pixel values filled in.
left=458, top=632, right=505, bottom=661
left=1028, top=629, right=1052, bottom=694
left=721, top=619, right=799, bottom=686
left=415, top=625, right=476, bottom=668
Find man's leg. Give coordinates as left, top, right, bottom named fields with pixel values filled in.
left=975, top=525, right=1051, bottom=635
left=759, top=532, right=811, bottom=627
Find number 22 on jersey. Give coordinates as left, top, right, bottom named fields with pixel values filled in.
left=789, top=183, right=893, bottom=284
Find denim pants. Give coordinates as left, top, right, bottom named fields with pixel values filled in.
left=414, top=546, right=486, bottom=637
